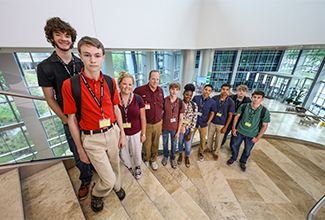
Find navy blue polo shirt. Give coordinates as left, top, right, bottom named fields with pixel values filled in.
left=211, top=95, right=235, bottom=125
left=192, top=95, right=216, bottom=128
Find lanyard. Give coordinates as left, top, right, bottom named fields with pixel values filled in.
left=80, top=74, right=105, bottom=118
left=119, top=93, right=132, bottom=121
left=248, top=105, right=261, bottom=122
left=200, top=96, right=207, bottom=111
left=54, top=51, right=76, bottom=77
left=218, top=97, right=226, bottom=112
left=170, top=98, right=177, bottom=117
left=235, top=99, right=242, bottom=109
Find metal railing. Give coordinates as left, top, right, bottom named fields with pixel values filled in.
left=307, top=195, right=325, bottom=220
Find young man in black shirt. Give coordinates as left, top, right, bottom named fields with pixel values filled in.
left=37, top=17, right=92, bottom=200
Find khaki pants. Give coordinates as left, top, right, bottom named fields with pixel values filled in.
left=143, top=121, right=162, bottom=162
left=207, top=123, right=224, bottom=155
left=81, top=123, right=121, bottom=197
left=193, top=125, right=207, bottom=154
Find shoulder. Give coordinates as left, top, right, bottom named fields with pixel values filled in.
left=134, top=84, right=146, bottom=93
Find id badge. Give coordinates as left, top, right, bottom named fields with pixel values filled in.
left=145, top=103, right=150, bottom=110
left=99, top=118, right=111, bottom=128
left=170, top=118, right=176, bottom=123
left=183, top=120, right=189, bottom=124
left=245, top=122, right=251, bottom=127
left=216, top=113, right=222, bottom=117
left=123, top=122, right=131, bottom=128
left=197, top=112, right=202, bottom=116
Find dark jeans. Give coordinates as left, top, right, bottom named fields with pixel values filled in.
left=162, top=129, right=177, bottom=161
left=221, top=123, right=233, bottom=147
left=230, top=131, right=255, bottom=164
left=64, top=124, right=92, bottom=185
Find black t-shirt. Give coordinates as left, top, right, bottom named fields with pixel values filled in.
left=37, top=52, right=83, bottom=110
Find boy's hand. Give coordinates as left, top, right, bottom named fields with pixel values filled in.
left=175, top=132, right=180, bottom=140
left=232, top=129, right=237, bottom=137
left=118, top=136, right=126, bottom=149
left=79, top=148, right=90, bottom=164
left=185, top=133, right=192, bottom=141
left=251, top=137, right=260, bottom=143
left=221, top=127, right=227, bottom=134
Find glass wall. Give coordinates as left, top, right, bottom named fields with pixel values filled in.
left=295, top=50, right=325, bottom=78
left=310, top=82, right=325, bottom=116
left=278, top=50, right=300, bottom=74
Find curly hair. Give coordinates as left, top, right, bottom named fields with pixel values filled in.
left=44, top=17, right=77, bottom=48
left=184, top=83, right=195, bottom=93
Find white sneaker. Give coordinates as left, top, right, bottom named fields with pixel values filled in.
left=151, top=161, right=158, bottom=171
left=144, top=162, right=149, bottom=167
left=134, top=166, right=142, bottom=180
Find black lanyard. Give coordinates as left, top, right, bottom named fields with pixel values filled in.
left=200, top=96, right=207, bottom=111
left=218, top=97, right=226, bottom=112
left=54, top=51, right=76, bottom=77
left=80, top=74, right=105, bottom=118
left=119, top=93, right=132, bottom=121
left=248, top=105, right=261, bottom=122
left=170, top=98, right=177, bottom=117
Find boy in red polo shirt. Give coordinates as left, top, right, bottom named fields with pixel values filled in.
left=62, top=36, right=126, bottom=212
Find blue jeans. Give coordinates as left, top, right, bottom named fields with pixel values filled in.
left=221, top=123, right=233, bottom=147
left=230, top=131, right=255, bottom=164
left=178, top=128, right=194, bottom=157
left=64, top=124, right=92, bottom=185
left=162, top=129, right=177, bottom=161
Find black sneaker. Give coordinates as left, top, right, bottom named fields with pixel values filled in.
left=240, top=163, right=246, bottom=172
left=115, top=187, right=126, bottom=201
left=91, top=195, right=104, bottom=212
left=199, top=153, right=204, bottom=162
left=134, top=166, right=142, bottom=180
left=227, top=159, right=235, bottom=166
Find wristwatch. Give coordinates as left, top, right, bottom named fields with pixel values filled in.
left=141, top=134, right=146, bottom=137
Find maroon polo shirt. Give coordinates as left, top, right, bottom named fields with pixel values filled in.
left=134, top=84, right=164, bottom=123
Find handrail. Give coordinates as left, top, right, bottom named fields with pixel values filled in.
left=307, top=195, right=325, bottom=220
left=0, top=90, right=46, bottom=101
left=269, top=111, right=325, bottom=120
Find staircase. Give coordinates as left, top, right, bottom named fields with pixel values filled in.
left=1, top=138, right=325, bottom=220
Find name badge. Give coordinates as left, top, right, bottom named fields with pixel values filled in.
left=216, top=113, right=222, bottom=117
left=99, top=118, right=111, bottom=128
left=183, top=120, right=189, bottom=124
left=170, top=118, right=176, bottom=123
left=123, top=123, right=131, bottom=128
left=197, top=112, right=202, bottom=116
left=145, top=103, right=150, bottom=110
left=245, top=122, right=251, bottom=127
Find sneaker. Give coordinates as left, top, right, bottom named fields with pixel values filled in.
left=171, top=160, right=177, bottom=169
left=161, top=157, right=168, bottom=166
left=177, top=153, right=183, bottom=165
left=227, top=158, right=235, bottom=166
left=91, top=195, right=103, bottom=212
left=151, top=161, right=158, bottom=170
left=185, top=156, right=190, bottom=168
left=115, top=187, right=126, bottom=201
left=198, top=153, right=204, bottom=161
left=134, top=166, right=142, bottom=180
left=127, top=167, right=134, bottom=176
left=213, top=154, right=219, bottom=160
left=144, top=161, right=149, bottom=167
left=240, top=163, right=246, bottom=172
left=78, top=183, right=90, bottom=200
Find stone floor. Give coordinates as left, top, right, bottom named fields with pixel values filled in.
left=68, top=137, right=325, bottom=220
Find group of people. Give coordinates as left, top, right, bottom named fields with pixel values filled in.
left=36, top=17, right=270, bottom=213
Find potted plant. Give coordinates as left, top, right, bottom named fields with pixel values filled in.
left=285, top=88, right=297, bottom=104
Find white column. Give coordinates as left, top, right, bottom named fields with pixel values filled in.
left=180, top=50, right=196, bottom=90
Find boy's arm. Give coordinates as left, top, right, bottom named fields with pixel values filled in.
left=232, top=114, right=241, bottom=136
left=221, top=112, right=233, bottom=133
left=42, top=87, right=68, bottom=124
left=251, top=122, right=268, bottom=143
left=68, top=114, right=90, bottom=164
left=207, top=112, right=215, bottom=125
left=175, top=113, right=184, bottom=139
left=114, top=105, right=126, bottom=149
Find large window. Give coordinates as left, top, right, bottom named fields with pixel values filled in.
left=0, top=71, right=38, bottom=163
left=278, top=50, right=300, bottom=74
left=210, top=51, right=237, bottom=91
left=238, top=50, right=283, bottom=72
left=295, top=50, right=325, bottom=78
left=310, top=82, right=325, bottom=116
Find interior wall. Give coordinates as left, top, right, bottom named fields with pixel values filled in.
left=0, top=0, right=324, bottom=50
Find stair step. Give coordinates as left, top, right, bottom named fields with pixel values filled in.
left=22, top=162, right=84, bottom=220
left=0, top=168, right=23, bottom=220
left=68, top=166, right=127, bottom=220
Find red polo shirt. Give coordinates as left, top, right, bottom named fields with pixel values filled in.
left=62, top=70, right=120, bottom=130
left=134, top=84, right=164, bottom=123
